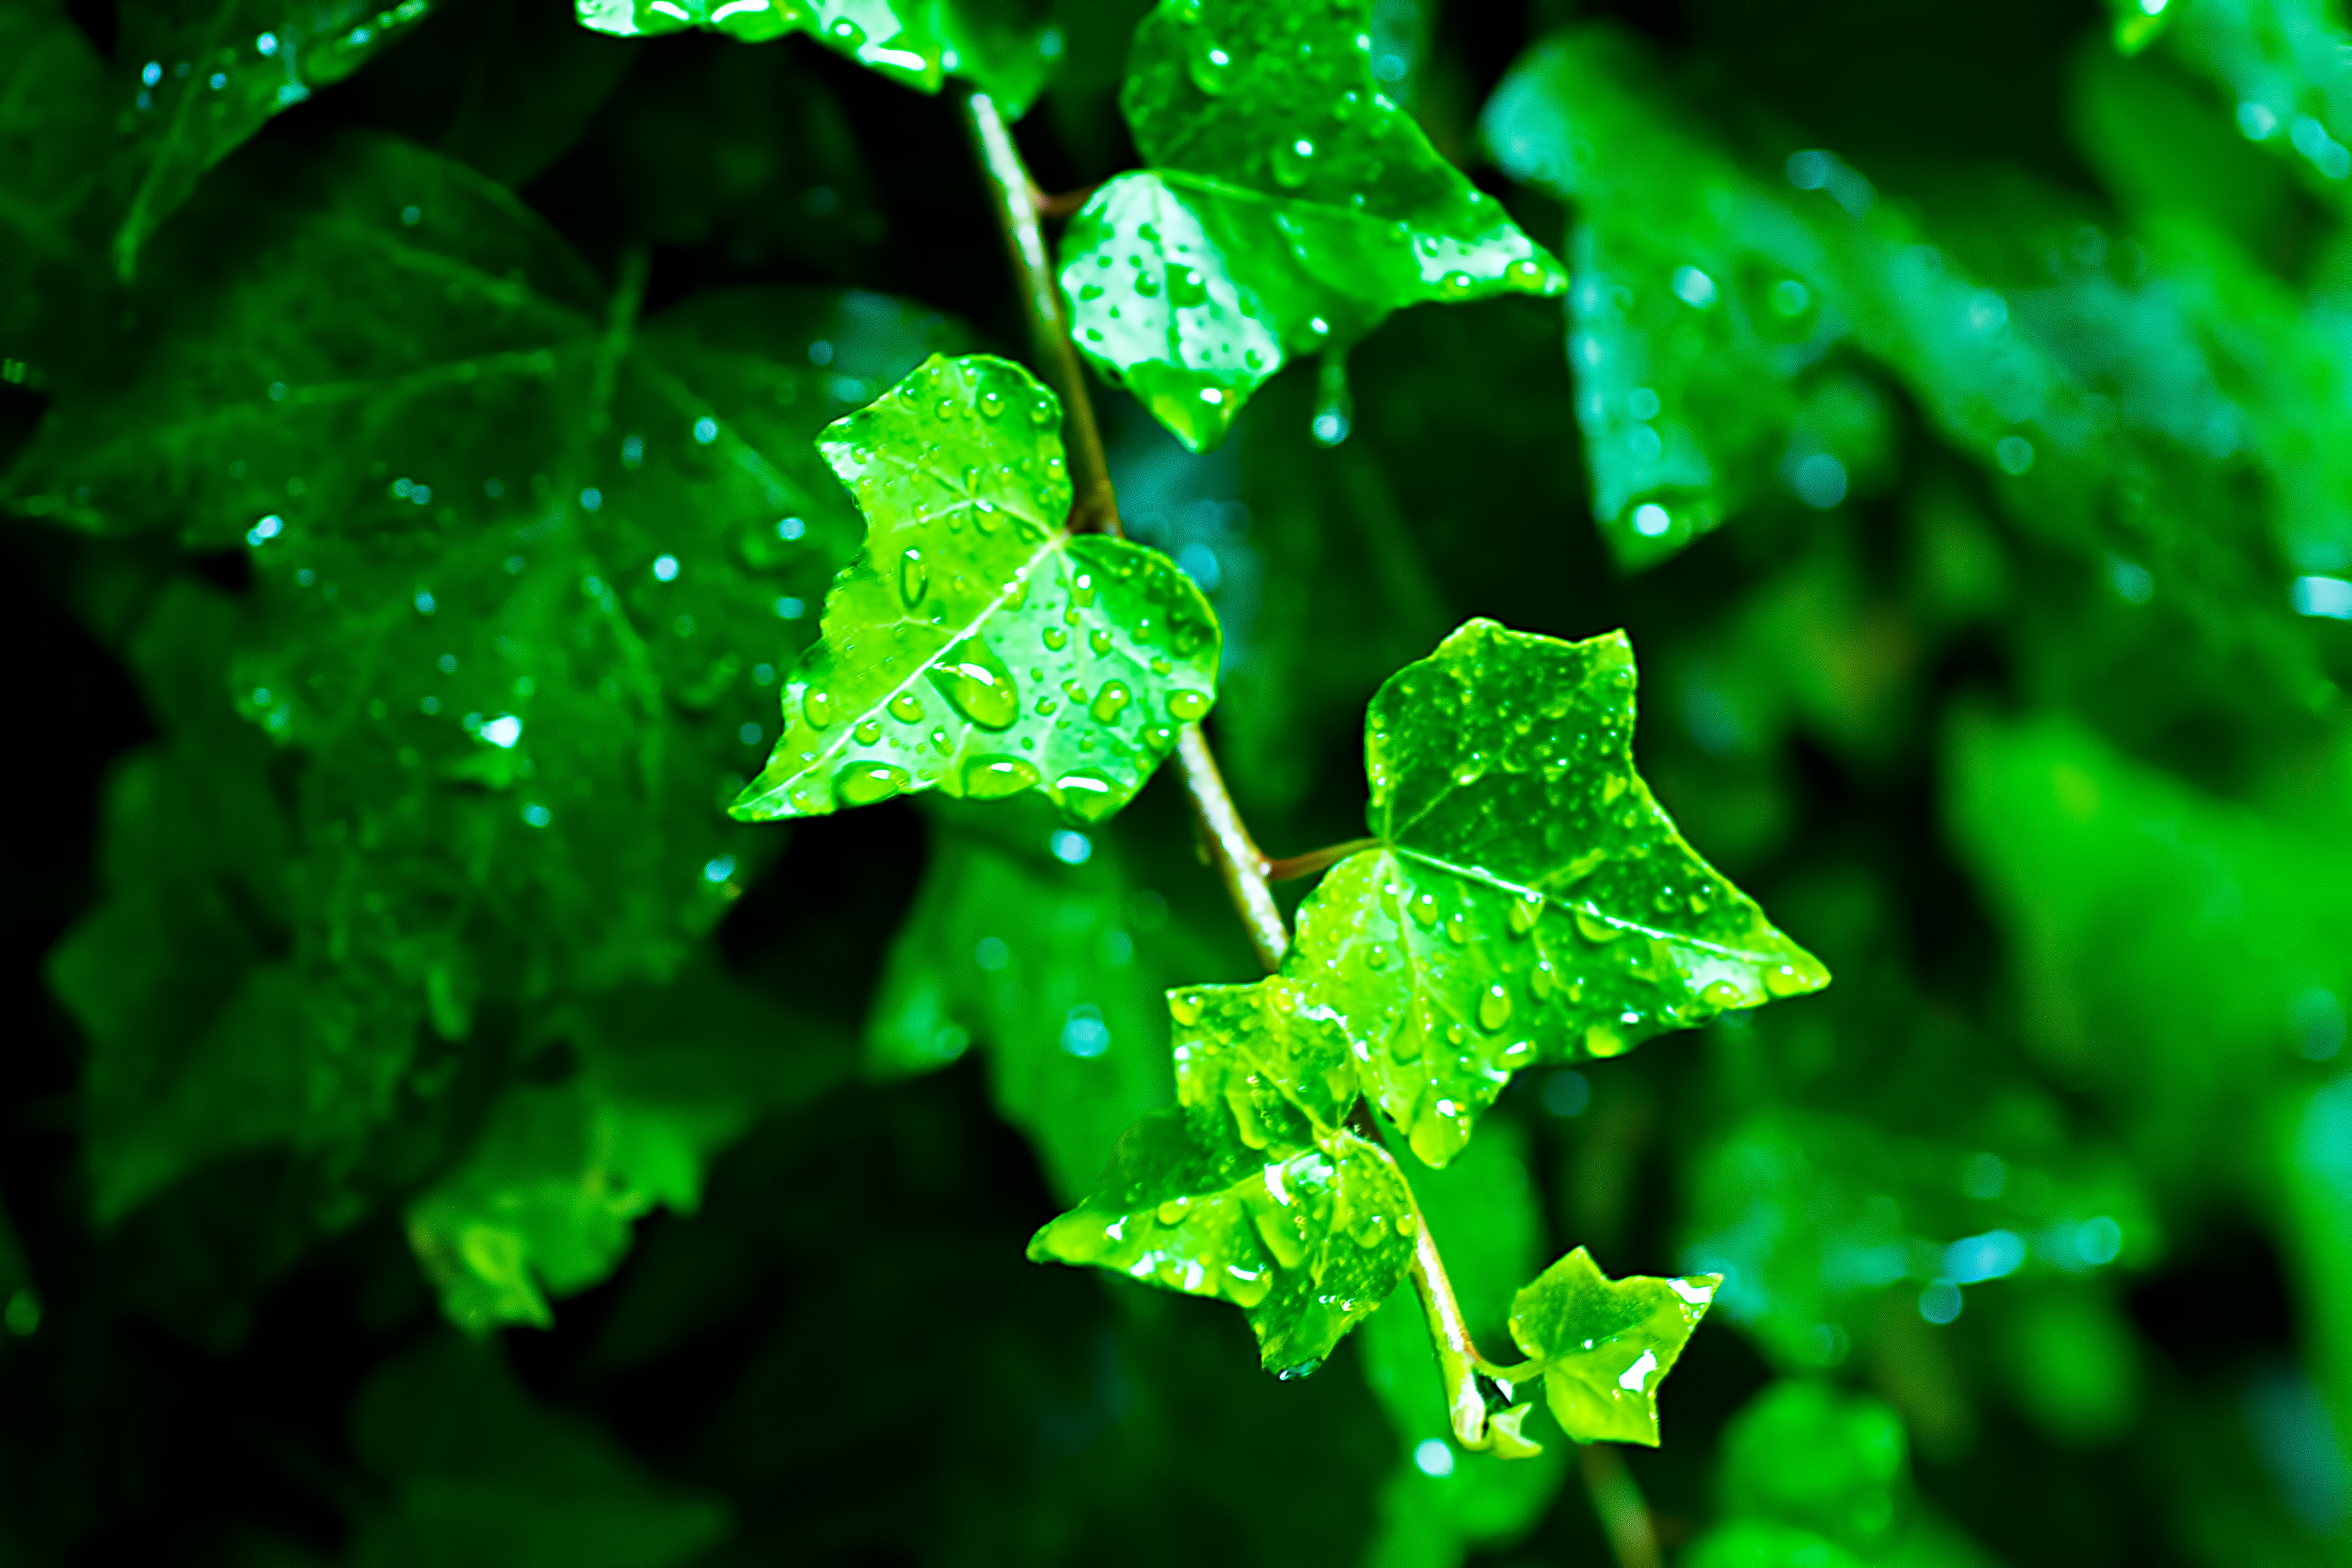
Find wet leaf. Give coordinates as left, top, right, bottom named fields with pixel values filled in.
left=575, top=0, right=1063, bottom=115
left=408, top=960, right=850, bottom=1330
left=1505, top=1246, right=1718, bottom=1447
left=867, top=799, right=1175, bottom=1200
left=20, top=136, right=945, bottom=1242
left=1060, top=0, right=1565, bottom=451
left=1289, top=619, right=1829, bottom=1167
left=1028, top=980, right=1416, bottom=1375
left=111, top=0, right=437, bottom=277
left=730, top=353, right=1220, bottom=825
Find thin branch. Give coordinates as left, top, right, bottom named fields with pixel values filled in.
left=1176, top=724, right=1289, bottom=970
left=1265, top=837, right=1380, bottom=882
left=1034, top=183, right=1101, bottom=220
left=961, top=87, right=1287, bottom=972
left=963, top=91, right=1120, bottom=538
left=1580, top=1445, right=1662, bottom=1568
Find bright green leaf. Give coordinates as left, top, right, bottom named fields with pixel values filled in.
left=1029, top=980, right=1415, bottom=1375
left=1505, top=1246, right=1718, bottom=1447
left=575, top=0, right=1063, bottom=115
left=730, top=353, right=1220, bottom=825
left=1060, top=0, right=1565, bottom=450
left=1288, top=619, right=1828, bottom=1166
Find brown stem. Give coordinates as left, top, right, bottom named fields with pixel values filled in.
left=963, top=91, right=1120, bottom=538
left=1176, top=724, right=1288, bottom=971
left=1580, top=1445, right=1662, bottom=1568
left=1034, top=184, right=1100, bottom=219
left=1264, top=837, right=1380, bottom=882
left=962, top=87, right=1287, bottom=971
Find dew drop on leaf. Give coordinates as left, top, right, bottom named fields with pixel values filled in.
left=961, top=755, right=1040, bottom=799
left=836, top=762, right=907, bottom=805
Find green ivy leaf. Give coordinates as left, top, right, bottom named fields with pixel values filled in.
left=1505, top=1247, right=1718, bottom=1447
left=867, top=799, right=1175, bottom=1200
left=1061, top=0, right=1566, bottom=451
left=111, top=0, right=436, bottom=277
left=1029, top=980, right=1416, bottom=1375
left=409, top=960, right=849, bottom=1331
left=1289, top=619, right=1829, bottom=1166
left=21, top=137, right=948, bottom=1230
left=575, top=0, right=1063, bottom=115
left=730, top=353, right=1220, bottom=825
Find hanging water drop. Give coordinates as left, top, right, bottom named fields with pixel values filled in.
left=900, top=548, right=927, bottom=607
left=1312, top=353, right=1352, bottom=446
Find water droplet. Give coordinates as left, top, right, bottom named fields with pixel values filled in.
left=1408, top=891, right=1439, bottom=928
left=1156, top=1198, right=1190, bottom=1225
left=1169, top=267, right=1209, bottom=309
left=1508, top=890, right=1545, bottom=935
left=1055, top=771, right=1120, bottom=821
left=1142, top=725, right=1176, bottom=754
left=1764, top=960, right=1822, bottom=997
left=1167, top=690, right=1210, bottom=721
left=1043, top=625, right=1068, bottom=651
left=957, top=756, right=1038, bottom=801
left=836, top=762, right=907, bottom=805
left=1478, top=984, right=1513, bottom=1032
left=929, top=637, right=1020, bottom=730
left=1089, top=628, right=1114, bottom=657
left=1170, top=991, right=1204, bottom=1026
left=1028, top=395, right=1055, bottom=426
left=1188, top=36, right=1235, bottom=95
left=1271, top=137, right=1316, bottom=188
left=1529, top=960, right=1557, bottom=1000
left=900, top=548, right=927, bottom=607
left=1312, top=354, right=1352, bottom=445
left=804, top=689, right=836, bottom=728
left=888, top=692, right=925, bottom=724
left=1072, top=573, right=1098, bottom=608
left=854, top=720, right=883, bottom=744
left=1365, top=943, right=1390, bottom=970
left=1574, top=905, right=1624, bottom=943
left=1091, top=680, right=1132, bottom=723
left=979, top=388, right=1006, bottom=419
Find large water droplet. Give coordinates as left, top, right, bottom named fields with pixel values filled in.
left=899, top=548, right=927, bottom=607
left=888, top=692, right=925, bottom=724
left=1507, top=890, right=1545, bottom=935
left=854, top=720, right=883, bottom=744
left=1187, top=36, right=1235, bottom=95
left=804, top=688, right=836, bottom=728
left=1169, top=990, right=1204, bottom=1026
left=961, top=755, right=1039, bottom=799
left=1055, top=771, right=1120, bottom=821
left=929, top=637, right=1020, bottom=730
left=1091, top=680, right=1132, bottom=724
left=836, top=761, right=907, bottom=805
left=1169, top=267, right=1209, bottom=310
left=1167, top=689, right=1210, bottom=721
left=1478, top=984, right=1513, bottom=1033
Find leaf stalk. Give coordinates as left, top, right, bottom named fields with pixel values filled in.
left=1264, top=837, right=1380, bottom=882
left=961, top=86, right=1287, bottom=973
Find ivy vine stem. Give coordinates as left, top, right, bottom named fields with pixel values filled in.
left=962, top=87, right=1288, bottom=971
left=960, top=80, right=1583, bottom=1509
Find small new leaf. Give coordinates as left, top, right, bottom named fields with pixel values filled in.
left=1290, top=619, right=1829, bottom=1166
left=731, top=354, right=1220, bottom=824
left=1029, top=981, right=1415, bottom=1375
left=1507, top=1247, right=1719, bottom=1447
left=575, top=0, right=1062, bottom=114
left=1062, top=0, right=1566, bottom=450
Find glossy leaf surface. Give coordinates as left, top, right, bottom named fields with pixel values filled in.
left=1060, top=0, right=1565, bottom=450
left=1505, top=1246, right=1718, bottom=1447
left=575, top=0, right=1062, bottom=114
left=731, top=353, right=1220, bottom=825
left=1290, top=620, right=1828, bottom=1166
left=1029, top=980, right=1416, bottom=1374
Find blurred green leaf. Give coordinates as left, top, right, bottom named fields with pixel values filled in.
left=111, top=0, right=437, bottom=277
left=867, top=798, right=1175, bottom=1199
left=1060, top=0, right=1565, bottom=451
left=1289, top=619, right=1828, bottom=1167
left=348, top=1334, right=731, bottom=1567
left=730, top=353, right=1220, bottom=825
left=1504, top=1246, right=1718, bottom=1447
